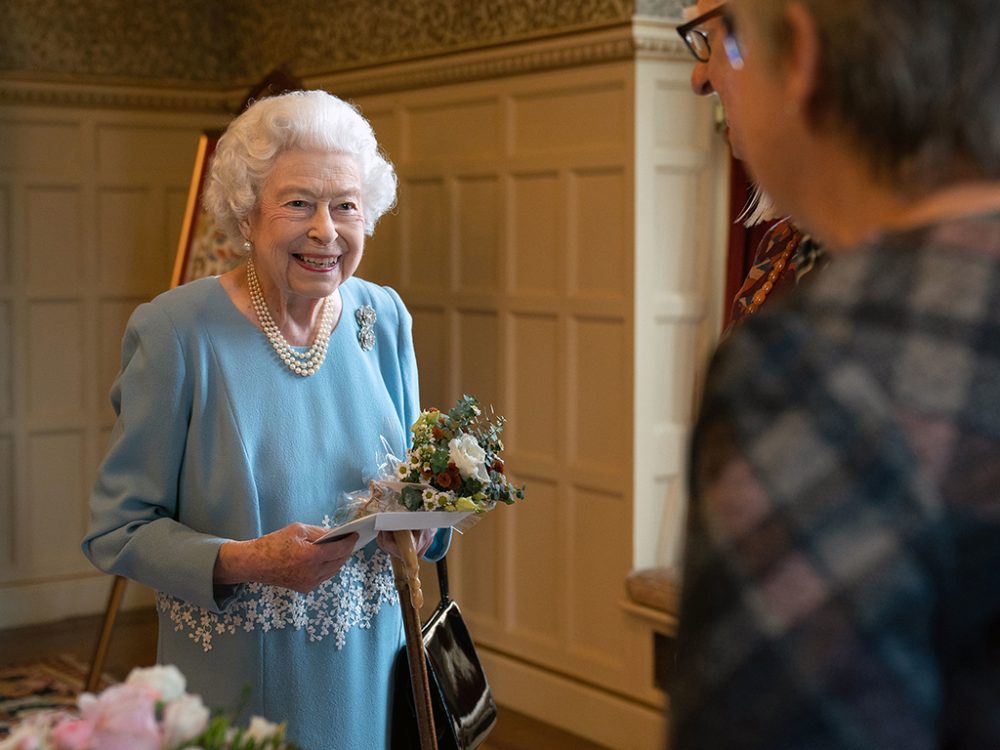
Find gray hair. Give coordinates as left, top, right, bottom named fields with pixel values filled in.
left=744, top=0, right=1000, bottom=192
left=203, top=90, right=397, bottom=245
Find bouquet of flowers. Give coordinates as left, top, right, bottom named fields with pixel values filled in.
left=388, top=394, right=524, bottom=515
left=320, top=394, right=524, bottom=554
left=0, top=665, right=298, bottom=750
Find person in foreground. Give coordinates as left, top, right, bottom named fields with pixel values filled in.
left=672, top=1, right=1000, bottom=748
left=83, top=90, right=446, bottom=749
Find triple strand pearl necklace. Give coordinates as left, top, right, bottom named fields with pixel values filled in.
left=246, top=258, right=335, bottom=377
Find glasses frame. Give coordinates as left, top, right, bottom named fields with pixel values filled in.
left=676, top=5, right=743, bottom=69
left=677, top=6, right=725, bottom=63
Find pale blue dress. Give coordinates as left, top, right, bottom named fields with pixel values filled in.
left=83, top=275, right=444, bottom=749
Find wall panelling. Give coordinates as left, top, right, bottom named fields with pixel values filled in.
left=0, top=105, right=227, bottom=625
left=338, top=33, right=729, bottom=740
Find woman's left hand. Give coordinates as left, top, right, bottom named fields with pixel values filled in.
left=377, top=528, right=436, bottom=559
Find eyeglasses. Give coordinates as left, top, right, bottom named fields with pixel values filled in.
left=677, top=5, right=744, bottom=69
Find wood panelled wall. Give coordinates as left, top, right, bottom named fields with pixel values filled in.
left=359, top=59, right=636, bottom=684
left=337, top=46, right=726, bottom=746
left=0, top=107, right=227, bottom=624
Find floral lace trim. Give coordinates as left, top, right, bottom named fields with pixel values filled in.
left=156, top=549, right=399, bottom=653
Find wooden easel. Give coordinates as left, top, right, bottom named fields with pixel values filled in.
left=85, top=574, right=128, bottom=691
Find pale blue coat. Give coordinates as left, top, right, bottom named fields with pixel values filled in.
left=83, top=276, right=443, bottom=749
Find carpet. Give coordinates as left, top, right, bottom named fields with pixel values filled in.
left=0, top=655, right=114, bottom=738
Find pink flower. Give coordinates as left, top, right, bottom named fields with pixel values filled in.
left=1, top=665, right=292, bottom=750
left=50, top=717, right=94, bottom=750
left=77, top=683, right=161, bottom=750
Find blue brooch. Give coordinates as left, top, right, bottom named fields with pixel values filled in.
left=356, top=305, right=376, bottom=351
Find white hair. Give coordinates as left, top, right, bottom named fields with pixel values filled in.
left=738, top=183, right=780, bottom=227
left=203, top=90, right=397, bottom=246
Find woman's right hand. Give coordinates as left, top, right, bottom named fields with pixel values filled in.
left=214, top=523, right=358, bottom=593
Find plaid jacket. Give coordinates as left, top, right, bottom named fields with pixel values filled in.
left=671, top=212, right=1000, bottom=749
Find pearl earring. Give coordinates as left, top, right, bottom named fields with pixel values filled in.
left=243, top=239, right=253, bottom=253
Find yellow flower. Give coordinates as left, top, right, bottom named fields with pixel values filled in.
left=454, top=496, right=479, bottom=512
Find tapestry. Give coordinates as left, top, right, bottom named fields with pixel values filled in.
left=0, top=0, right=674, bottom=85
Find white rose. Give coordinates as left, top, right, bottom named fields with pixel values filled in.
left=125, top=664, right=186, bottom=702
left=448, top=434, right=489, bottom=484
left=245, top=716, right=282, bottom=743
left=162, top=693, right=210, bottom=748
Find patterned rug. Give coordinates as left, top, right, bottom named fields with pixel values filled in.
left=0, top=655, right=114, bottom=738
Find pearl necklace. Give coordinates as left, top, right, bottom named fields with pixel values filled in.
left=246, top=258, right=334, bottom=377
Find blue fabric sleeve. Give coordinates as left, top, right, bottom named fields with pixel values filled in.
left=382, top=284, right=420, bottom=439
left=81, top=302, right=234, bottom=613
left=423, top=528, right=452, bottom=561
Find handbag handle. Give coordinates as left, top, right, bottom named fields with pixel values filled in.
left=435, top=556, right=451, bottom=605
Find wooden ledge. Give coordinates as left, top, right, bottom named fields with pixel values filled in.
left=625, top=566, right=681, bottom=617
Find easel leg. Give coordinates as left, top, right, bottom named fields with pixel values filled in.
left=86, top=575, right=127, bottom=692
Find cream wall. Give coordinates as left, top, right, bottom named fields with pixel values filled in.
left=0, top=103, right=229, bottom=623
left=0, top=15, right=728, bottom=750
left=356, top=56, right=640, bottom=707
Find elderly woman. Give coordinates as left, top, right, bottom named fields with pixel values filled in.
left=673, top=1, right=1000, bottom=748
left=83, top=90, right=444, bottom=749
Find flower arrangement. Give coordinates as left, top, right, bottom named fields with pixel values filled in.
left=391, top=394, right=524, bottom=513
left=0, top=665, right=298, bottom=750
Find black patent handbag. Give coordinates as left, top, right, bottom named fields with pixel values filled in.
left=391, top=556, right=498, bottom=749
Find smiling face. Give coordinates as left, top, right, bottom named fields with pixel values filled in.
left=242, top=149, right=365, bottom=312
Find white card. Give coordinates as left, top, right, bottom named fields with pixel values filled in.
left=313, top=510, right=473, bottom=552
